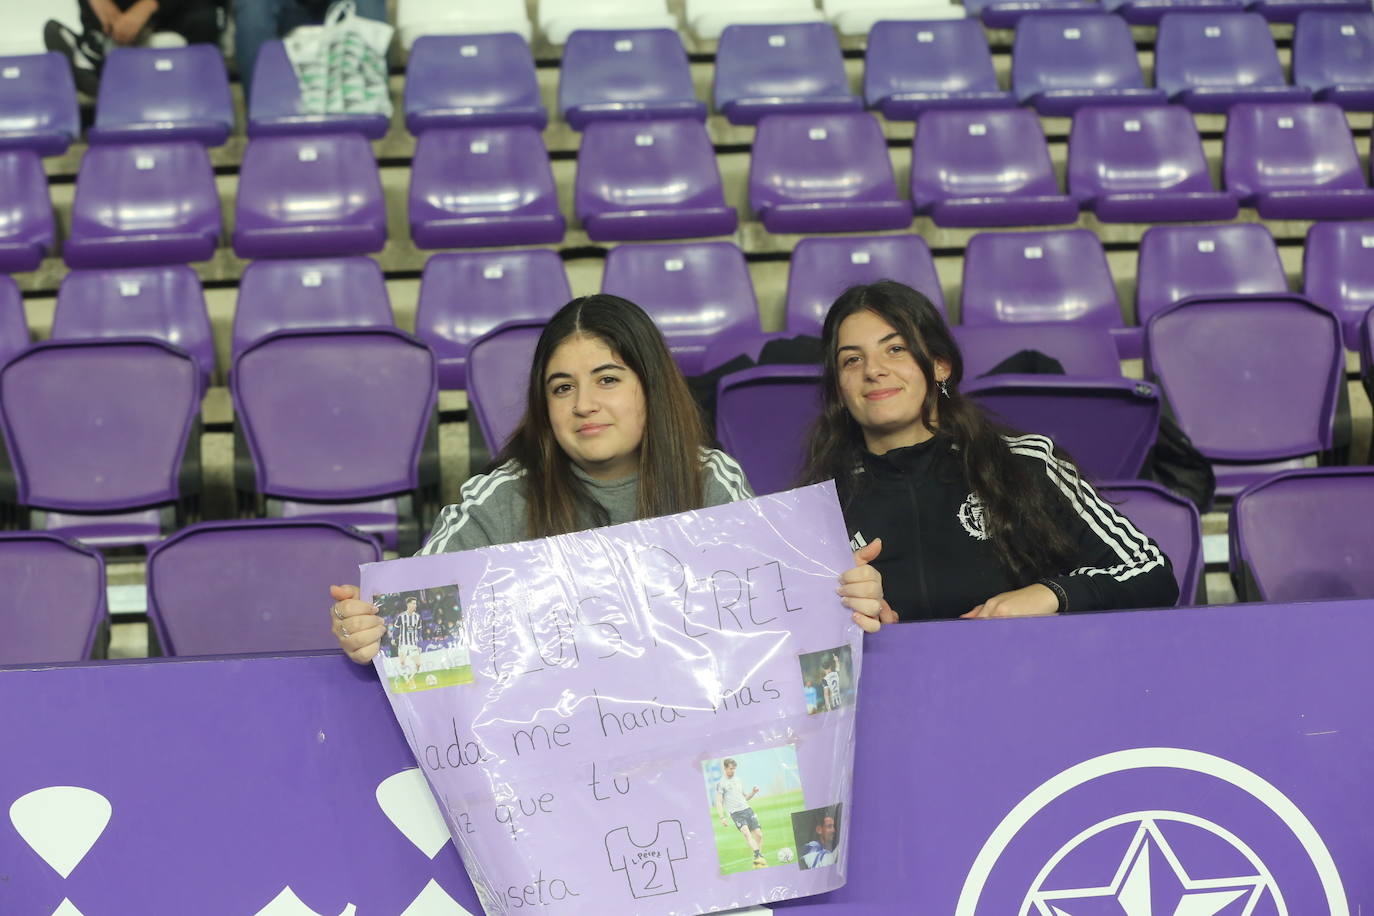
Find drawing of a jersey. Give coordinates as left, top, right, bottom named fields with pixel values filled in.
left=394, top=610, right=422, bottom=649
left=717, top=775, right=750, bottom=813
left=605, top=820, right=688, bottom=898
left=823, top=670, right=840, bottom=709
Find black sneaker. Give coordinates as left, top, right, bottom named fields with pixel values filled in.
left=44, top=19, right=105, bottom=96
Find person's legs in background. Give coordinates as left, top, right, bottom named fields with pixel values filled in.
left=155, top=0, right=221, bottom=45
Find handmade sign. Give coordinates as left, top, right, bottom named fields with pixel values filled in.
left=360, top=482, right=860, bottom=915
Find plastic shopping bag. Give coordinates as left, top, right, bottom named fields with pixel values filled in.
left=283, top=0, right=393, bottom=118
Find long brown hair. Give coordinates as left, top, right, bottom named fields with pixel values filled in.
left=802, top=281, right=1081, bottom=580
left=497, top=294, right=708, bottom=538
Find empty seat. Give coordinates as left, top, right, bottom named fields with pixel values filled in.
left=89, top=45, right=234, bottom=146
left=962, top=229, right=1130, bottom=355
left=146, top=519, right=382, bottom=656
left=715, top=365, right=822, bottom=495
left=539, top=0, right=679, bottom=44
left=0, top=338, right=200, bottom=547
left=824, top=0, right=964, bottom=34
left=1097, top=480, right=1203, bottom=605
left=397, top=0, right=532, bottom=47
left=0, top=276, right=27, bottom=366
left=0, top=532, right=107, bottom=664
left=1133, top=223, right=1288, bottom=356
left=232, top=328, right=439, bottom=552
left=575, top=120, right=738, bottom=241
left=1145, top=294, right=1344, bottom=499
left=750, top=111, right=911, bottom=233
left=1303, top=221, right=1374, bottom=350
left=409, top=127, right=564, bottom=249
left=0, top=150, right=53, bottom=272
left=467, top=320, right=546, bottom=455
left=687, top=0, right=825, bottom=39
left=964, top=0, right=1095, bottom=29
left=1293, top=12, right=1374, bottom=109
left=415, top=249, right=570, bottom=389
left=404, top=34, right=546, bottom=134
left=0, top=53, right=80, bottom=156
left=560, top=29, right=704, bottom=130
left=1101, top=0, right=1244, bottom=26
left=233, top=257, right=394, bottom=361
left=53, top=266, right=215, bottom=393
left=786, top=235, right=945, bottom=335
left=1067, top=105, right=1239, bottom=223
left=863, top=19, right=1014, bottom=120
left=64, top=141, right=221, bottom=269
left=910, top=108, right=1078, bottom=227
left=954, top=323, right=1122, bottom=378
left=1249, top=0, right=1368, bottom=24
left=234, top=134, right=387, bottom=259
left=247, top=39, right=389, bottom=139
left=964, top=375, right=1160, bottom=479
left=1230, top=468, right=1374, bottom=601
left=1223, top=102, right=1374, bottom=219
left=713, top=23, right=861, bottom=126
left=1012, top=13, right=1166, bottom=115
left=601, top=241, right=764, bottom=375
left=1155, top=12, right=1311, bottom=112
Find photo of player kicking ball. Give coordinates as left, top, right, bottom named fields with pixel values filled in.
left=703, top=746, right=805, bottom=875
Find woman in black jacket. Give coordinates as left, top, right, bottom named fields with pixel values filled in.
left=803, top=281, right=1178, bottom=621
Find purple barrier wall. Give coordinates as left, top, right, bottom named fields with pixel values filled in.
left=5, top=599, right=1373, bottom=914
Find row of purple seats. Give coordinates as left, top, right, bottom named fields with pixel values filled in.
left=969, top=0, right=1365, bottom=27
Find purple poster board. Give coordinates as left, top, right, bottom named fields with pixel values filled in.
left=359, top=482, right=861, bottom=915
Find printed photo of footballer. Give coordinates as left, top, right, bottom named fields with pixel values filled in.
left=791, top=804, right=842, bottom=870
left=798, top=645, right=855, bottom=715
left=702, top=746, right=805, bottom=875
left=373, top=585, right=472, bottom=692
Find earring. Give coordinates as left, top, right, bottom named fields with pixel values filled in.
left=938, top=379, right=950, bottom=399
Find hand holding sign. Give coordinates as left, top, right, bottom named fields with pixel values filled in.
left=843, top=539, right=897, bottom=632
left=329, top=584, right=386, bottom=663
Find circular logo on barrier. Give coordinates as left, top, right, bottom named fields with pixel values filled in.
left=955, top=748, right=1348, bottom=916
left=958, top=493, right=988, bottom=541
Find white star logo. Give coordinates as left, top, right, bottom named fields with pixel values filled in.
left=1033, top=819, right=1268, bottom=916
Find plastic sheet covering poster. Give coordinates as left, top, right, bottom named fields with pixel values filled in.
left=359, top=482, right=860, bottom=915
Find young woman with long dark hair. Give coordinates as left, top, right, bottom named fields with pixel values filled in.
left=332, top=295, right=889, bottom=660
left=804, top=281, right=1177, bottom=621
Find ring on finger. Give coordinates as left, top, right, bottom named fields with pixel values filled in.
left=331, top=604, right=344, bottom=621
left=340, top=624, right=350, bottom=638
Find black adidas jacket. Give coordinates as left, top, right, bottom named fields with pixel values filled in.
left=842, top=433, right=1178, bottom=621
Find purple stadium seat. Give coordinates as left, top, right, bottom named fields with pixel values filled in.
left=64, top=141, right=221, bottom=269
left=89, top=45, right=234, bottom=147
left=0, top=276, right=27, bottom=366
left=247, top=39, right=389, bottom=139
left=910, top=108, right=1078, bottom=227
left=415, top=250, right=569, bottom=390
left=1249, top=0, right=1368, bottom=24
left=575, top=120, right=738, bottom=242
left=1101, top=0, right=1244, bottom=26
left=961, top=229, right=1131, bottom=356
left=715, top=364, right=821, bottom=495
left=1144, top=294, right=1344, bottom=499
left=233, top=257, right=394, bottom=361
left=963, top=375, right=1160, bottom=479
left=954, top=323, right=1122, bottom=378
left=0, top=53, right=79, bottom=156
left=146, top=519, right=382, bottom=656
left=408, top=126, right=564, bottom=249
left=467, top=320, right=545, bottom=455
left=1067, top=105, right=1239, bottom=223
left=0, top=338, right=200, bottom=547
left=600, top=241, right=764, bottom=375
left=234, top=134, right=387, bottom=259
left=750, top=111, right=911, bottom=233
left=1012, top=13, right=1167, bottom=115
left=713, top=23, right=861, bottom=126
left=559, top=29, right=705, bottom=130
left=232, top=327, right=439, bottom=552
left=1230, top=468, right=1374, bottom=602
left=1155, top=12, right=1312, bottom=112
left=1097, top=480, right=1204, bottom=604
left=785, top=235, right=945, bottom=336
left=1305, top=222, right=1374, bottom=350
left=0, top=149, right=54, bottom=272
left=403, top=33, right=547, bottom=134
left=53, top=266, right=215, bottom=393
left=1222, top=102, right=1374, bottom=219
left=863, top=19, right=1015, bottom=120
left=1362, top=307, right=1374, bottom=409
left=688, top=0, right=826, bottom=38
left=1131, top=223, right=1289, bottom=356
left=964, top=0, right=1095, bottom=29
left=1293, top=12, right=1374, bottom=109
left=0, top=532, right=107, bottom=664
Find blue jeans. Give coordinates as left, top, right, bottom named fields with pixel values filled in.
left=234, top=0, right=387, bottom=96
